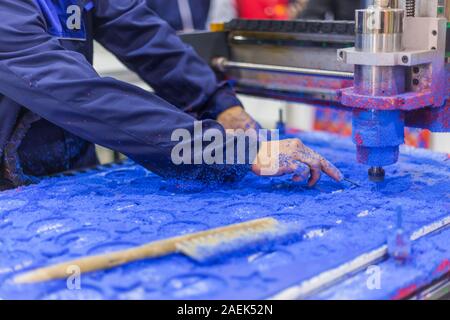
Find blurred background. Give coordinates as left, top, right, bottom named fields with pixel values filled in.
left=94, top=0, right=450, bottom=163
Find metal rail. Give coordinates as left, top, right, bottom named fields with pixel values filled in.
left=212, top=57, right=355, bottom=79
left=270, top=215, right=450, bottom=300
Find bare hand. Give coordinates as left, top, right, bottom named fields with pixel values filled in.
left=252, top=139, right=343, bottom=187
left=217, top=106, right=261, bottom=131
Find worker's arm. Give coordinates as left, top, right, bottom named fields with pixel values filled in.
left=0, top=0, right=253, bottom=183
left=92, top=0, right=243, bottom=121
left=0, top=1, right=342, bottom=186
left=95, top=0, right=341, bottom=184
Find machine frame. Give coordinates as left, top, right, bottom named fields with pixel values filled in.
left=181, top=0, right=450, bottom=182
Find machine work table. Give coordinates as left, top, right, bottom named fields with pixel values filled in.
left=0, top=132, right=449, bottom=300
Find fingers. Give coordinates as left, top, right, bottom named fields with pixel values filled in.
left=307, top=160, right=322, bottom=187
left=276, top=158, right=310, bottom=182
left=303, top=146, right=343, bottom=183
left=293, top=151, right=322, bottom=187
left=254, top=139, right=343, bottom=187
left=319, top=158, right=344, bottom=182
left=291, top=161, right=310, bottom=182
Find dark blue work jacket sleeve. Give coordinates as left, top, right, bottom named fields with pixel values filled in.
left=0, top=0, right=250, bottom=183
left=146, top=0, right=211, bottom=31
left=93, top=0, right=241, bottom=120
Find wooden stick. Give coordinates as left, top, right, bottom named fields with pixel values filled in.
left=14, top=218, right=278, bottom=284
